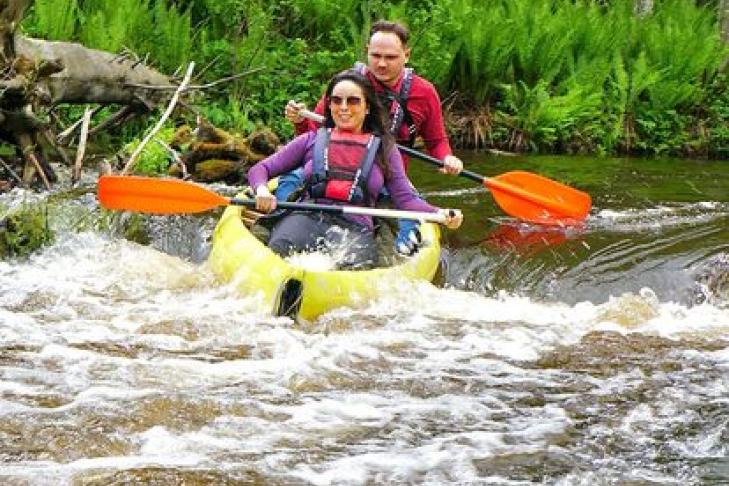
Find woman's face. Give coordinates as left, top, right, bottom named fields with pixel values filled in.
left=329, top=80, right=368, bottom=133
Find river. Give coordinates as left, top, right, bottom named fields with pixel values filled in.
left=1, top=153, right=728, bottom=485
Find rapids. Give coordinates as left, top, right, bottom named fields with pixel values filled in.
left=1, top=154, right=728, bottom=485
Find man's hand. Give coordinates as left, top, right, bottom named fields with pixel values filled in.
left=439, top=154, right=463, bottom=175
left=285, top=100, right=307, bottom=125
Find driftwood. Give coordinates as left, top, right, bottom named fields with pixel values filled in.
left=122, top=62, right=195, bottom=174
left=0, top=0, right=174, bottom=189
left=71, top=106, right=92, bottom=185
left=0, top=0, right=269, bottom=190
left=156, top=138, right=187, bottom=178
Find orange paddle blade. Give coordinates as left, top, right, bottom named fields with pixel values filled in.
left=98, top=175, right=230, bottom=214
left=485, top=171, right=591, bottom=226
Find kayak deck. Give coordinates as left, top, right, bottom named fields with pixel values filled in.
left=208, top=202, right=442, bottom=321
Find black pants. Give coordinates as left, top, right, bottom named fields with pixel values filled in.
left=268, top=212, right=377, bottom=269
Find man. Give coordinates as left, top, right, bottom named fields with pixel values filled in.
left=282, top=20, right=464, bottom=254
left=286, top=20, right=463, bottom=174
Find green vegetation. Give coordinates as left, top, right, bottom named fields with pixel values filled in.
left=21, top=0, right=729, bottom=157
left=123, top=126, right=177, bottom=175
left=0, top=204, right=54, bottom=259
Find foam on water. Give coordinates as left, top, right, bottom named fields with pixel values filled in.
left=592, top=201, right=729, bottom=231
left=285, top=251, right=338, bottom=272
left=1, top=219, right=729, bottom=485
left=2, top=230, right=727, bottom=366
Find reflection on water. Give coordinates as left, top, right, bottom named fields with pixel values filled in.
left=425, top=156, right=729, bottom=308
left=1, top=154, right=729, bottom=485
left=484, top=223, right=570, bottom=251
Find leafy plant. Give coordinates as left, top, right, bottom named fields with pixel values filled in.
left=124, top=126, right=177, bottom=175
left=0, top=205, right=54, bottom=259
left=19, top=0, right=729, bottom=157
left=26, top=0, right=78, bottom=40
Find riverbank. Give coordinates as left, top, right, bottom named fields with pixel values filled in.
left=15, top=0, right=729, bottom=161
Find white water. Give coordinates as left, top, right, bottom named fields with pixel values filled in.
left=1, top=229, right=728, bottom=484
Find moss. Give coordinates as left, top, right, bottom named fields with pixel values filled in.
left=0, top=204, right=54, bottom=259
left=94, top=210, right=151, bottom=245
left=193, top=158, right=241, bottom=182
left=248, top=128, right=279, bottom=156
left=121, top=213, right=151, bottom=245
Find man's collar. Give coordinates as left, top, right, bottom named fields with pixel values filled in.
left=385, top=70, right=405, bottom=91
left=368, top=68, right=404, bottom=92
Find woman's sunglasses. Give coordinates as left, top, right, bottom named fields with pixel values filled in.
left=329, top=95, right=363, bottom=107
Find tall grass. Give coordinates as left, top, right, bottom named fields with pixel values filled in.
left=636, top=0, right=725, bottom=110
left=20, top=0, right=729, bottom=156
left=26, top=0, right=195, bottom=73
left=444, top=0, right=515, bottom=105
left=78, top=0, right=194, bottom=72
left=439, top=0, right=728, bottom=153
left=25, top=0, right=78, bottom=40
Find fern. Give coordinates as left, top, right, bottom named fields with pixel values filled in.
left=148, top=0, right=194, bottom=72
left=29, top=0, right=78, bottom=40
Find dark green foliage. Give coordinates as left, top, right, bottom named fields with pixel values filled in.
left=702, top=75, right=729, bottom=157
left=0, top=205, right=54, bottom=259
left=25, top=0, right=193, bottom=71
left=20, top=0, right=729, bottom=157
left=442, top=0, right=728, bottom=155
left=124, top=127, right=177, bottom=175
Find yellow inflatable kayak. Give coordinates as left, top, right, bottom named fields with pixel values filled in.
left=208, top=202, right=442, bottom=321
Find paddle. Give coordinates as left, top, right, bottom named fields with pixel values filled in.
left=97, top=175, right=452, bottom=224
left=300, top=109, right=591, bottom=226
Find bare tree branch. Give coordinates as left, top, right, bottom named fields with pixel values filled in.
left=71, top=106, right=92, bottom=185
left=122, top=62, right=195, bottom=175
left=155, top=137, right=187, bottom=179
left=0, top=156, right=22, bottom=185
left=87, top=106, right=136, bottom=136
left=57, top=105, right=104, bottom=144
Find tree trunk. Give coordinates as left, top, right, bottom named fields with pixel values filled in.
left=14, top=36, right=172, bottom=107
left=0, top=0, right=27, bottom=63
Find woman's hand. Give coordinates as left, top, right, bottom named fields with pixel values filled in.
left=255, top=185, right=277, bottom=213
left=440, top=209, right=463, bottom=229
left=285, top=100, right=307, bottom=125
left=439, top=155, right=463, bottom=175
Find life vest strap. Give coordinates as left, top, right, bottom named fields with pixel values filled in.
left=355, top=62, right=416, bottom=146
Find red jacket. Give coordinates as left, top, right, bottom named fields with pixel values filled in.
left=294, top=68, right=452, bottom=171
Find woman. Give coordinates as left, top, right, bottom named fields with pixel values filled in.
left=249, top=70, right=462, bottom=269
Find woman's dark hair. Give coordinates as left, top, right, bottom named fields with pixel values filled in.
left=323, top=69, right=395, bottom=177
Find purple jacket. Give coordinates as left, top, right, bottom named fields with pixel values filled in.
left=248, top=131, right=437, bottom=229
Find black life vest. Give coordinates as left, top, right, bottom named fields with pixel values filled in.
left=308, top=128, right=381, bottom=205
left=354, top=62, right=416, bottom=147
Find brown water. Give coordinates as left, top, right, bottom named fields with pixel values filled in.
left=0, top=154, right=728, bottom=485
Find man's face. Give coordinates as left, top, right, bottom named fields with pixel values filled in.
left=366, top=31, right=410, bottom=87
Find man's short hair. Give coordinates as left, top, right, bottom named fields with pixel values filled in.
left=370, top=20, right=409, bottom=47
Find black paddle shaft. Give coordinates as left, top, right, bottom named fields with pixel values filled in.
left=299, top=109, right=485, bottom=185
left=397, top=145, right=485, bottom=185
